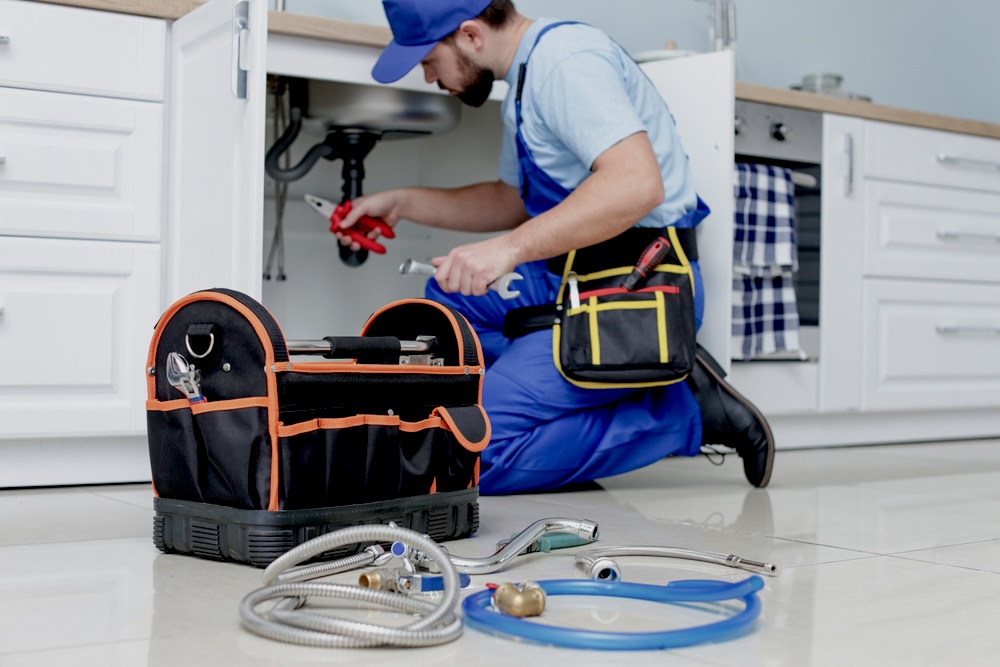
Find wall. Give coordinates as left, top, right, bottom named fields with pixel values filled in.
left=276, top=0, right=1000, bottom=125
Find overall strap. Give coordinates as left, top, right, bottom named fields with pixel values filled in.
left=515, top=21, right=582, bottom=124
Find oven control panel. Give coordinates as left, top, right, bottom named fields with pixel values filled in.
left=734, top=101, right=823, bottom=164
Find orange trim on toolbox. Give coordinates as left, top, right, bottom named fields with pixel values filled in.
left=146, top=398, right=193, bottom=412
left=399, top=417, right=445, bottom=432
left=277, top=413, right=409, bottom=437
left=429, top=477, right=437, bottom=494
left=190, top=397, right=270, bottom=415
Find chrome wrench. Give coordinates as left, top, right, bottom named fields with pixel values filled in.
left=166, top=352, right=206, bottom=404
left=399, top=259, right=522, bottom=300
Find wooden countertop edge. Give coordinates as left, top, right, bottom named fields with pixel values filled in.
left=265, top=12, right=390, bottom=47
left=736, top=82, right=1000, bottom=140
left=31, top=0, right=205, bottom=19
left=30, top=0, right=1000, bottom=140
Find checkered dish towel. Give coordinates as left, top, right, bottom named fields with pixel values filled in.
left=731, top=163, right=802, bottom=360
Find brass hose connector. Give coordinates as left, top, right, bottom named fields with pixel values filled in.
left=492, top=581, right=546, bottom=618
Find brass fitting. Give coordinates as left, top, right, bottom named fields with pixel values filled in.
left=492, top=581, right=546, bottom=618
left=358, top=570, right=395, bottom=592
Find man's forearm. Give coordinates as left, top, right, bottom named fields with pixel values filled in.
left=396, top=181, right=528, bottom=233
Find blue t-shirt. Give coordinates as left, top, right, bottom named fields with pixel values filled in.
left=498, top=19, right=700, bottom=228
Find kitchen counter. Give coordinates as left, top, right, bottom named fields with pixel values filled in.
left=33, top=0, right=1000, bottom=140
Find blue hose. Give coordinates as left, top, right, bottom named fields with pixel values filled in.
left=462, top=576, right=764, bottom=650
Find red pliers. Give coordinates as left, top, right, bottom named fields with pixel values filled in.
left=305, top=194, right=395, bottom=254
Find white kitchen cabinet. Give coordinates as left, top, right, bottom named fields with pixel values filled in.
left=863, top=182, right=1000, bottom=284
left=865, top=120, right=1000, bottom=194
left=0, top=0, right=165, bottom=100
left=0, top=86, right=163, bottom=242
left=857, top=119, right=1000, bottom=416
left=164, top=0, right=268, bottom=304
left=860, top=279, right=1000, bottom=411
left=0, top=0, right=174, bottom=486
left=0, top=236, right=160, bottom=438
left=817, top=114, right=867, bottom=414
left=0, top=0, right=267, bottom=486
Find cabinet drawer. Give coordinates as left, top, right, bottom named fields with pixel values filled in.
left=861, top=280, right=1000, bottom=412
left=0, top=0, right=165, bottom=100
left=864, top=182, right=1000, bottom=283
left=0, top=87, right=163, bottom=241
left=0, top=236, right=161, bottom=438
left=865, top=120, right=1000, bottom=194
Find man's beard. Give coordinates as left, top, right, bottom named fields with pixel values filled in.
left=453, top=50, right=495, bottom=108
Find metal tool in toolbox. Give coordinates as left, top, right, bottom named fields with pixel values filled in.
left=285, top=335, right=443, bottom=366
left=165, top=352, right=205, bottom=404
left=305, top=194, right=396, bottom=254
left=399, top=258, right=523, bottom=300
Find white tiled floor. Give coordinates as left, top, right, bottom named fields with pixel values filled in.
left=3, top=440, right=1000, bottom=666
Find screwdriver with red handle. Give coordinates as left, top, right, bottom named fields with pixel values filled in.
left=621, top=235, right=671, bottom=291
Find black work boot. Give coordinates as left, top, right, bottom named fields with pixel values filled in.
left=686, top=345, right=775, bottom=487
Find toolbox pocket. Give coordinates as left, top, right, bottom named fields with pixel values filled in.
left=277, top=412, right=484, bottom=510
left=146, top=398, right=272, bottom=510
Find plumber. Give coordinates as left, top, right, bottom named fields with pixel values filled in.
left=338, top=0, right=774, bottom=494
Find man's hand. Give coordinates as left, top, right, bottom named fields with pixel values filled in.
left=432, top=235, right=520, bottom=296
left=335, top=191, right=404, bottom=252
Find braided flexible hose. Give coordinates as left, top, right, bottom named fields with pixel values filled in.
left=239, top=525, right=462, bottom=648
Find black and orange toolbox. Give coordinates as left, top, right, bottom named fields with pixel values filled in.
left=145, top=288, right=487, bottom=566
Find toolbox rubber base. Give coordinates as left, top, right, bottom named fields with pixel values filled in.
left=153, top=489, right=479, bottom=567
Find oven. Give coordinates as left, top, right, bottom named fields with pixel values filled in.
left=733, top=100, right=823, bottom=361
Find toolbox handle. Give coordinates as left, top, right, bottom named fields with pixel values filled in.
left=287, top=337, right=433, bottom=362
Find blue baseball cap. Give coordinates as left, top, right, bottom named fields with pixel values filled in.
left=372, top=0, right=493, bottom=84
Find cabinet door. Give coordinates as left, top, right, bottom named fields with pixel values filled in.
left=0, top=237, right=160, bottom=438
left=819, top=114, right=866, bottom=412
left=165, top=0, right=268, bottom=303
left=0, top=0, right=166, bottom=101
left=861, top=279, right=1000, bottom=411
left=0, top=87, right=162, bottom=242
left=863, top=182, right=1000, bottom=284
left=641, top=52, right=735, bottom=370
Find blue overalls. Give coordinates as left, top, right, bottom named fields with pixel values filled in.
left=426, top=22, right=708, bottom=495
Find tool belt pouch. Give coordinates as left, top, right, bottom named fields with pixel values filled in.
left=145, top=288, right=487, bottom=566
left=554, top=226, right=697, bottom=388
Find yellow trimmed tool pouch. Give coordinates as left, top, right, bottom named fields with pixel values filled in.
left=145, top=288, right=487, bottom=566
left=538, top=227, right=698, bottom=389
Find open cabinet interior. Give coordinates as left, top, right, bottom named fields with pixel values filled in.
left=256, top=52, right=738, bottom=360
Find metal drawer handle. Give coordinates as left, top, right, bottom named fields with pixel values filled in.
left=937, top=230, right=1000, bottom=244
left=936, top=324, right=1000, bottom=336
left=844, top=133, right=855, bottom=196
left=937, top=153, right=1000, bottom=172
